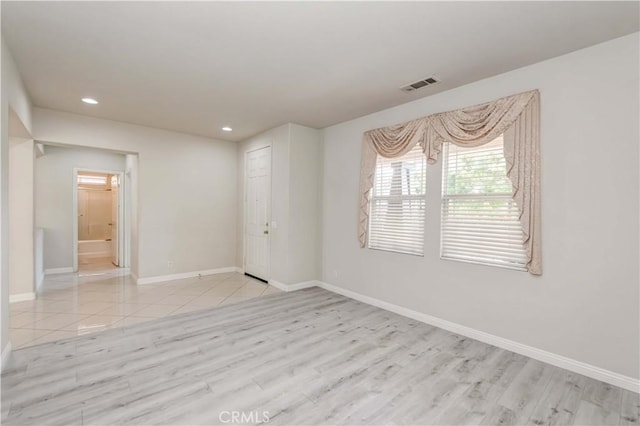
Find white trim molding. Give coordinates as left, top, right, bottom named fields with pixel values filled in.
left=268, top=279, right=318, bottom=292
left=45, top=267, right=74, bottom=275
left=9, top=292, right=36, bottom=303
left=36, top=273, right=44, bottom=294
left=1, top=343, right=12, bottom=373
left=316, top=281, right=640, bottom=393
left=136, top=266, right=238, bottom=285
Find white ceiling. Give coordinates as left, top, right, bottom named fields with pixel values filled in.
left=2, top=2, right=638, bottom=142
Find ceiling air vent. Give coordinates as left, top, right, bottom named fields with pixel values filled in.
left=400, top=76, right=439, bottom=92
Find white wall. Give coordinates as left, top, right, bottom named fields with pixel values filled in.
left=1, top=38, right=33, bottom=359
left=236, top=123, right=322, bottom=284
left=33, top=108, right=238, bottom=279
left=35, top=145, right=126, bottom=270
left=321, top=33, right=639, bottom=380
left=288, top=124, right=322, bottom=283
left=34, top=228, right=44, bottom=292
left=9, top=138, right=35, bottom=297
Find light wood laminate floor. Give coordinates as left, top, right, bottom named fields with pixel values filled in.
left=2, top=287, right=638, bottom=425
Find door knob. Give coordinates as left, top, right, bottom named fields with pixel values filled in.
left=263, top=230, right=269, bottom=234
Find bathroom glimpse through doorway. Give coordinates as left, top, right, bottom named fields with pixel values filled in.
left=73, top=168, right=126, bottom=273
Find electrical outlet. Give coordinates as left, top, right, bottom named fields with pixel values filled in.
left=167, top=261, right=174, bottom=269
left=333, top=270, right=338, bottom=278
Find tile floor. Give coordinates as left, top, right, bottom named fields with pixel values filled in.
left=9, top=261, right=281, bottom=349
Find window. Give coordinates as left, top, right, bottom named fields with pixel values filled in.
left=77, top=175, right=108, bottom=186
left=441, top=135, right=527, bottom=270
left=369, top=144, right=426, bottom=256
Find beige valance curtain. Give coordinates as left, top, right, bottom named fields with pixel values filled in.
left=359, top=90, right=541, bottom=275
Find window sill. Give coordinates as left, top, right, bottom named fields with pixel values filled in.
left=440, top=255, right=527, bottom=272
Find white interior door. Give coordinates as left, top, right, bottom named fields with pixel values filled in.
left=110, top=175, right=119, bottom=266
left=244, top=146, right=271, bottom=280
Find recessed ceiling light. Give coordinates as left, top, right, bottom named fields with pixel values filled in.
left=222, top=126, right=233, bottom=132
left=81, top=97, right=99, bottom=105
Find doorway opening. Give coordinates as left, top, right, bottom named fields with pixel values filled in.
left=73, top=169, right=126, bottom=273
left=243, top=146, right=272, bottom=282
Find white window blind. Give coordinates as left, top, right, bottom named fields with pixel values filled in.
left=369, top=144, right=426, bottom=256
left=441, top=136, right=527, bottom=270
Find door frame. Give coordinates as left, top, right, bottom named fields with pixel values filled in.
left=72, top=168, right=125, bottom=272
left=242, top=145, right=272, bottom=280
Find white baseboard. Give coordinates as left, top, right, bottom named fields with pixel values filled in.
left=235, top=267, right=245, bottom=274
left=268, top=279, right=318, bottom=292
left=45, top=267, right=73, bottom=275
left=9, top=292, right=36, bottom=303
left=316, top=280, right=640, bottom=393
left=136, top=266, right=238, bottom=285
left=1, top=342, right=12, bottom=373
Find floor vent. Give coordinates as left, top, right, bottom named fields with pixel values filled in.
left=400, top=76, right=439, bottom=92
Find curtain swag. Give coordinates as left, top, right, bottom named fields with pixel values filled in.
left=358, top=90, right=541, bottom=275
